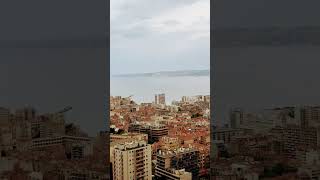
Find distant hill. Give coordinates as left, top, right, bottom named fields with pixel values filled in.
left=113, top=69, right=210, bottom=78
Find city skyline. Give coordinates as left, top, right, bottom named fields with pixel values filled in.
left=110, top=94, right=211, bottom=179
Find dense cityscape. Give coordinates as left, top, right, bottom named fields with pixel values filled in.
left=110, top=94, right=210, bottom=180
left=0, top=106, right=108, bottom=179
left=211, top=106, right=320, bottom=179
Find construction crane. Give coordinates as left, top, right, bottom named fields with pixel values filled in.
left=123, top=95, right=134, bottom=101
left=126, top=95, right=133, bottom=99
left=56, top=106, right=72, bottom=114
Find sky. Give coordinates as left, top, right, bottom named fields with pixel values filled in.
left=110, top=0, right=210, bottom=75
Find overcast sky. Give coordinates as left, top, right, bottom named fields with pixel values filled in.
left=110, top=0, right=210, bottom=75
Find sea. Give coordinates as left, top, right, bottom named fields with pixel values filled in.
left=111, top=76, right=210, bottom=104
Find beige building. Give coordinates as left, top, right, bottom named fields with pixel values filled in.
left=155, top=94, right=166, bottom=105
left=155, top=168, right=192, bottom=180
left=110, top=133, right=148, bottom=171
left=111, top=133, right=148, bottom=143
left=155, top=148, right=199, bottom=179
left=128, top=123, right=169, bottom=142
left=113, top=141, right=152, bottom=180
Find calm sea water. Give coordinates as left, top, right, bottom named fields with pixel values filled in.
left=111, top=76, right=210, bottom=104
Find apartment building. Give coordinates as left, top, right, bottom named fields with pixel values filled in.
left=113, top=141, right=152, bottom=180
left=155, top=148, right=199, bottom=179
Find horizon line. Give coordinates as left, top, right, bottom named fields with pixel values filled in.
left=111, top=68, right=210, bottom=76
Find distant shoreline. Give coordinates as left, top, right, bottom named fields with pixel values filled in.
left=112, top=69, right=210, bottom=78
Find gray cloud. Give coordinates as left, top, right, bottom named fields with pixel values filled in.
left=111, top=0, right=210, bottom=74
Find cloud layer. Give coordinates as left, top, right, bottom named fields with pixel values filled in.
left=110, top=0, right=210, bottom=74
